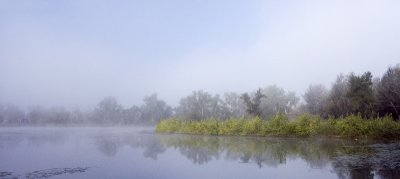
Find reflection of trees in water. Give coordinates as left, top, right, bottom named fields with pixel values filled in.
left=172, top=137, right=220, bottom=165
left=157, top=135, right=400, bottom=179
left=3, top=129, right=399, bottom=179
left=141, top=136, right=166, bottom=159
left=94, top=133, right=166, bottom=159
left=157, top=135, right=334, bottom=168
left=95, top=136, right=121, bottom=156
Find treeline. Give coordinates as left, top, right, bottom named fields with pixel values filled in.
left=173, top=64, right=400, bottom=121
left=303, top=64, right=400, bottom=119
left=0, top=94, right=172, bottom=126
left=1, top=65, right=399, bottom=126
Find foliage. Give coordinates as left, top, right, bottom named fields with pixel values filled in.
left=140, top=94, right=172, bottom=124
left=347, top=72, right=376, bottom=118
left=376, top=64, right=400, bottom=119
left=222, top=92, right=246, bottom=118
left=259, top=86, right=299, bottom=119
left=303, top=85, right=328, bottom=117
left=240, top=88, right=265, bottom=118
left=291, top=114, right=321, bottom=137
left=175, top=90, right=224, bottom=120
left=265, top=113, right=290, bottom=135
left=326, top=74, right=353, bottom=118
left=156, top=114, right=400, bottom=139
left=219, top=118, right=245, bottom=135
left=93, top=96, right=123, bottom=124
left=2, top=65, right=400, bottom=128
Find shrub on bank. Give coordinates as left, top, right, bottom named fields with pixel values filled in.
left=292, top=114, right=321, bottom=137
left=265, top=113, right=290, bottom=136
left=155, top=114, right=400, bottom=139
left=219, top=118, right=245, bottom=135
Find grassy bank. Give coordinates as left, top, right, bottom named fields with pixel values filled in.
left=156, top=114, right=400, bottom=139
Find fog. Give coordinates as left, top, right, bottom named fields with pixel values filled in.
left=1, top=0, right=400, bottom=109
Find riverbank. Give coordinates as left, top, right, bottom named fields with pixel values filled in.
left=156, top=114, right=400, bottom=139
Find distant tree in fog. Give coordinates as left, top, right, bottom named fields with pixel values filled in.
left=376, top=65, right=400, bottom=119
left=140, top=94, right=172, bottom=124
left=221, top=92, right=246, bottom=118
left=0, top=104, right=25, bottom=124
left=303, top=84, right=328, bottom=117
left=93, top=97, right=123, bottom=124
left=46, top=107, right=71, bottom=125
left=326, top=74, right=353, bottom=118
left=69, top=106, right=88, bottom=124
left=0, top=104, right=3, bottom=124
left=176, top=90, right=224, bottom=120
left=27, top=106, right=45, bottom=124
left=241, top=89, right=265, bottom=118
left=122, top=105, right=142, bottom=125
left=259, top=86, right=299, bottom=119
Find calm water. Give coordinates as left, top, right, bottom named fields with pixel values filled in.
left=0, top=127, right=399, bottom=179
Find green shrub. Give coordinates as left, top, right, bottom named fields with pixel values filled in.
left=156, top=114, right=400, bottom=139
left=334, top=115, right=368, bottom=138
left=292, top=114, right=321, bottom=137
left=202, top=119, right=220, bottom=135
left=219, top=118, right=244, bottom=135
left=265, top=113, right=290, bottom=136
left=365, top=116, right=400, bottom=139
left=156, top=119, right=181, bottom=133
left=241, top=117, right=263, bottom=136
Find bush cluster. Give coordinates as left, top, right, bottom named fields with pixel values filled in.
left=156, top=114, right=400, bottom=139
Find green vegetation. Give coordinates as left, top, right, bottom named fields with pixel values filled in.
left=156, top=114, right=400, bottom=139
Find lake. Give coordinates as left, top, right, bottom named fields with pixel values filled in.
left=0, top=127, right=399, bottom=179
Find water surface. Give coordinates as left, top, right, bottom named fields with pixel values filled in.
left=0, top=127, right=399, bottom=179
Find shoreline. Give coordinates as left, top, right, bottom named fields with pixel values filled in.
left=156, top=114, right=400, bottom=140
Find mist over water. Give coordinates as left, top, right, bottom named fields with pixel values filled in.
left=0, top=127, right=399, bottom=179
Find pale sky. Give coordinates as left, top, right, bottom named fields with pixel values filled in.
left=1, top=0, right=399, bottom=108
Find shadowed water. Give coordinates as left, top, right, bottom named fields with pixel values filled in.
left=0, top=127, right=399, bottom=179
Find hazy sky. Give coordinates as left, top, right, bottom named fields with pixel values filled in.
left=1, top=0, right=400, bottom=108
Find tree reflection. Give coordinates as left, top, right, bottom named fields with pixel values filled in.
left=93, top=132, right=166, bottom=159
left=157, top=135, right=334, bottom=168
left=1, top=128, right=399, bottom=179
left=95, top=136, right=120, bottom=156
left=156, top=135, right=400, bottom=179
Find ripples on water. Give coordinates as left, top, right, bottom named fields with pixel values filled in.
left=0, top=127, right=399, bottom=179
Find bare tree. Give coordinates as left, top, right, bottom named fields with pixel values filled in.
left=0, top=104, right=25, bottom=125
left=326, top=74, right=353, bottom=118
left=303, top=84, right=328, bottom=116
left=259, top=85, right=299, bottom=119
left=176, top=90, right=223, bottom=120
left=141, top=94, right=172, bottom=124
left=222, top=92, right=246, bottom=118
left=93, top=97, right=123, bottom=124
left=122, top=105, right=142, bottom=125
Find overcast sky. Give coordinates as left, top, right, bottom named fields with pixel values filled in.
left=1, top=0, right=400, bottom=109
